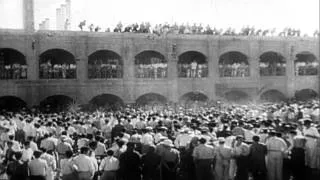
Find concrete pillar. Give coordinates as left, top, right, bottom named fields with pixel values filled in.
left=65, top=0, right=71, bottom=29
left=76, top=57, right=87, bottom=81
left=44, top=18, right=50, bottom=30
left=23, top=0, right=34, bottom=32
left=208, top=40, right=219, bottom=100
left=285, top=43, right=296, bottom=98
left=248, top=41, right=260, bottom=100
left=60, top=4, right=67, bottom=30
left=167, top=41, right=178, bottom=103
left=56, top=8, right=61, bottom=30
left=122, top=39, right=135, bottom=103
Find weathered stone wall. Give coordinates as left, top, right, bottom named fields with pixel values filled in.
left=0, top=29, right=319, bottom=106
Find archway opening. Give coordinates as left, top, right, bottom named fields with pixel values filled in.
left=39, top=49, right=76, bottom=79
left=88, top=50, right=123, bottom=79
left=225, top=90, right=249, bottom=102
left=260, top=90, right=286, bottom=102
left=40, top=95, right=75, bottom=112
left=179, top=92, right=208, bottom=108
left=219, top=51, right=249, bottom=77
left=0, top=96, right=27, bottom=111
left=295, top=89, right=318, bottom=101
left=135, top=51, right=167, bottom=78
left=295, top=52, right=318, bottom=76
left=89, top=94, right=124, bottom=110
left=136, top=93, right=167, bottom=106
left=178, top=51, right=208, bottom=78
left=0, top=48, right=27, bottom=79
left=259, top=52, right=286, bottom=76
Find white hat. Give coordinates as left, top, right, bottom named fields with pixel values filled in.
left=161, top=139, right=174, bottom=147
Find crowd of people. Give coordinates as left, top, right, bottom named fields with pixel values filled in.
left=0, top=63, right=28, bottom=80
left=219, top=63, right=250, bottom=77
left=178, top=61, right=208, bottom=78
left=88, top=60, right=122, bottom=79
left=39, top=61, right=77, bottom=79
left=259, top=62, right=286, bottom=76
left=0, top=99, right=319, bottom=180
left=295, top=61, right=319, bottom=76
left=78, top=21, right=320, bottom=38
left=135, top=61, right=168, bottom=79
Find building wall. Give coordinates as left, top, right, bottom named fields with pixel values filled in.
left=0, top=29, right=319, bottom=106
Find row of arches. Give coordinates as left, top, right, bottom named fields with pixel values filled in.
left=0, top=48, right=318, bottom=80
left=0, top=89, right=318, bottom=111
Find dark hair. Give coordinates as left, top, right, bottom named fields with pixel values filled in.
left=199, top=138, right=207, bottom=144
left=80, top=146, right=90, bottom=154
left=15, top=151, right=23, bottom=160
left=106, top=150, right=114, bottom=156
left=252, top=135, right=260, bottom=142
left=65, top=150, right=73, bottom=158
left=33, top=151, right=42, bottom=158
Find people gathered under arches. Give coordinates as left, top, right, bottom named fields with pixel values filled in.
left=295, top=52, right=319, bottom=76
left=219, top=51, right=250, bottom=77
left=259, top=51, right=286, bottom=76
left=0, top=48, right=27, bottom=80
left=88, top=50, right=123, bottom=79
left=135, top=51, right=167, bottom=79
left=178, top=51, right=208, bottom=78
left=39, top=49, right=77, bottom=79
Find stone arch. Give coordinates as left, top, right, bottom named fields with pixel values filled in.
left=0, top=96, right=27, bottom=111
left=178, top=51, right=208, bottom=78
left=89, top=94, right=124, bottom=109
left=88, top=50, right=123, bottom=79
left=260, top=89, right=286, bottom=102
left=39, top=48, right=76, bottom=79
left=219, top=51, right=250, bottom=77
left=224, top=90, right=250, bottom=102
left=259, top=51, right=286, bottom=76
left=295, top=89, right=318, bottom=101
left=134, top=50, right=167, bottom=78
left=136, top=93, right=167, bottom=106
left=294, top=51, right=318, bottom=76
left=0, top=48, right=27, bottom=79
left=39, top=95, right=75, bottom=112
left=179, top=92, right=209, bottom=104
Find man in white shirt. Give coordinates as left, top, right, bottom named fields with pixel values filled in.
left=22, top=141, right=34, bottom=162
left=99, top=150, right=119, bottom=180
left=141, top=127, right=154, bottom=154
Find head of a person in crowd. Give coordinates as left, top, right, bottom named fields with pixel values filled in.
left=304, top=119, right=312, bottom=128
left=126, top=142, right=135, bottom=151
left=106, top=149, right=114, bottom=157
left=7, top=141, right=13, bottom=149
left=65, top=150, right=73, bottom=159
left=268, top=130, right=276, bottom=137
left=218, top=137, right=225, bottom=145
left=8, top=135, right=14, bottom=141
left=80, top=146, right=90, bottom=155
left=199, top=137, right=207, bottom=145
left=147, top=145, right=156, bottom=154
left=33, top=150, right=42, bottom=159
left=236, top=135, right=244, bottom=144
left=252, top=135, right=260, bottom=143
left=14, top=151, right=23, bottom=161
left=162, top=139, right=174, bottom=149
left=24, top=141, right=30, bottom=149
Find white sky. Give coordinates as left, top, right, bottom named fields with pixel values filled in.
left=0, top=0, right=319, bottom=34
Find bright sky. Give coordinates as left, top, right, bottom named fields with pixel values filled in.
left=0, top=0, right=319, bottom=35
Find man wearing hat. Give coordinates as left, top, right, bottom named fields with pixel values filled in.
left=141, top=127, right=155, bottom=154
left=174, top=128, right=193, bottom=151
left=160, top=139, right=180, bottom=180
left=265, top=130, right=288, bottom=180
left=232, top=135, right=250, bottom=180
left=303, top=118, right=320, bottom=174
left=192, top=137, right=215, bottom=180
left=73, top=146, right=95, bottom=180
left=215, top=137, right=233, bottom=180
left=28, top=150, right=48, bottom=180
left=249, top=135, right=267, bottom=180
left=119, top=142, right=141, bottom=180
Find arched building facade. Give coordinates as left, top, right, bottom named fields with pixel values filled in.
left=0, top=30, right=319, bottom=108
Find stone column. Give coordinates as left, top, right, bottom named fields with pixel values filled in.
left=285, top=43, right=296, bottom=98
left=122, top=39, right=135, bottom=104
left=208, top=40, right=218, bottom=100
left=23, top=0, right=34, bottom=32
left=248, top=41, right=260, bottom=100
left=167, top=40, right=179, bottom=103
